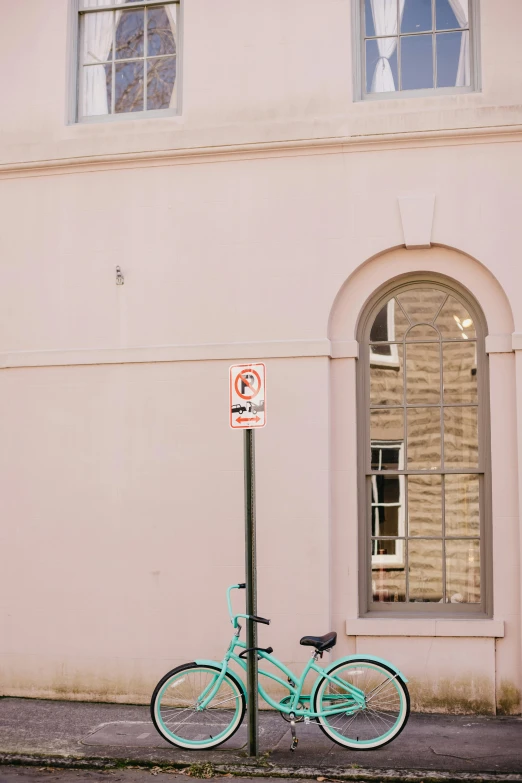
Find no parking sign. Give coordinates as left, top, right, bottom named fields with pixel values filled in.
left=229, top=363, right=266, bottom=429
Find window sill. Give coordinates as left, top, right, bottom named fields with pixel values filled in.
left=357, top=86, right=476, bottom=103
left=346, top=618, right=504, bottom=638
left=75, top=109, right=180, bottom=125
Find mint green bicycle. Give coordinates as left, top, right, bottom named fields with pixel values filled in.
left=151, top=584, right=410, bottom=751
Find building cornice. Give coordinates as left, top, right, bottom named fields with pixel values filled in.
left=1, top=123, right=522, bottom=179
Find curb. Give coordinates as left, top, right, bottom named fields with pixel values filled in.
left=2, top=752, right=522, bottom=783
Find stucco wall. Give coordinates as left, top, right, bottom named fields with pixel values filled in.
left=0, top=0, right=521, bottom=713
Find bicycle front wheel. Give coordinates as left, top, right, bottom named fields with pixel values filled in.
left=151, top=663, right=246, bottom=749
left=313, top=658, right=410, bottom=750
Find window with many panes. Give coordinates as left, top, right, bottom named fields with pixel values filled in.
left=76, top=0, right=179, bottom=121
left=357, top=0, right=478, bottom=98
left=359, top=282, right=489, bottom=614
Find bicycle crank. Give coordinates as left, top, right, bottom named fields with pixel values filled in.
left=289, top=713, right=299, bottom=751
left=279, top=696, right=305, bottom=722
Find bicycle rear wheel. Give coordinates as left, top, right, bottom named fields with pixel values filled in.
left=151, top=663, right=246, bottom=749
left=313, top=658, right=410, bottom=750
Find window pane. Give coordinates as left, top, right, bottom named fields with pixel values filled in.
left=369, top=302, right=389, bottom=341
left=366, top=0, right=400, bottom=36
left=371, top=343, right=393, bottom=357
left=82, top=10, right=113, bottom=65
left=372, top=540, right=406, bottom=603
left=406, top=342, right=440, bottom=405
left=408, top=539, right=443, bottom=602
left=446, top=539, right=480, bottom=603
left=82, top=64, right=112, bottom=116
left=400, top=34, right=434, bottom=90
left=366, top=39, right=398, bottom=93
left=407, top=407, right=441, bottom=470
left=370, top=299, right=409, bottom=342
left=405, top=323, right=439, bottom=340
left=436, top=31, right=468, bottom=87
left=401, top=0, right=433, bottom=33
left=364, top=0, right=376, bottom=36
left=371, top=475, right=403, bottom=537
left=445, top=474, right=480, bottom=536
left=115, top=9, right=145, bottom=59
left=408, top=474, right=442, bottom=536
left=436, top=0, right=468, bottom=30
left=443, top=342, right=477, bottom=404
left=80, top=0, right=116, bottom=8
left=372, top=503, right=400, bottom=539
left=371, top=446, right=403, bottom=472
left=370, top=345, right=403, bottom=406
left=371, top=410, right=404, bottom=467
left=396, top=288, right=447, bottom=324
left=147, top=57, right=176, bottom=110
left=147, top=5, right=176, bottom=56
left=115, top=61, right=144, bottom=112
left=435, top=295, right=476, bottom=339
left=444, top=406, right=478, bottom=468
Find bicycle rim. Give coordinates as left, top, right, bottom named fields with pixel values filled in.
left=151, top=664, right=245, bottom=749
left=314, top=659, right=410, bottom=749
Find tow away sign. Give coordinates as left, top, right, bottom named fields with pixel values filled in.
left=230, top=363, right=266, bottom=429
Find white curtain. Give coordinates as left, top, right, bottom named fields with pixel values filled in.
left=82, top=0, right=125, bottom=116
left=370, top=0, right=405, bottom=93
left=447, top=0, right=469, bottom=87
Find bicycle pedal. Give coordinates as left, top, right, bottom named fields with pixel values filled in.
left=290, top=737, right=299, bottom=751
left=304, top=716, right=311, bottom=725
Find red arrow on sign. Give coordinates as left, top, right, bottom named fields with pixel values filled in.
left=236, top=416, right=261, bottom=424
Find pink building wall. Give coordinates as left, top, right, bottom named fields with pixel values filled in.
left=0, top=0, right=520, bottom=713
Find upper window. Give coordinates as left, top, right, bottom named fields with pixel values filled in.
left=358, top=0, right=477, bottom=99
left=76, top=0, right=179, bottom=121
left=359, top=282, right=489, bottom=615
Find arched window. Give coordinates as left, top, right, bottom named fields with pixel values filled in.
left=358, top=279, right=490, bottom=615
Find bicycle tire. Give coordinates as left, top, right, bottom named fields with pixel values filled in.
left=151, top=662, right=246, bottom=750
left=312, top=657, right=410, bottom=750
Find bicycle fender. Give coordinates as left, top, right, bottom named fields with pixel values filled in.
left=310, top=654, right=408, bottom=705
left=195, top=659, right=247, bottom=698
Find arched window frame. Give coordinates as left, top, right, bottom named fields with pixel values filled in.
left=357, top=275, right=492, bottom=617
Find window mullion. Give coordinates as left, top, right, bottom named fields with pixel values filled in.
left=397, top=0, right=402, bottom=91
left=432, top=0, right=437, bottom=89
left=439, top=324, right=446, bottom=602
left=112, top=10, right=116, bottom=114
left=144, top=6, right=148, bottom=112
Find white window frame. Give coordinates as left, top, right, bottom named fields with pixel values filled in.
left=370, top=442, right=405, bottom=568
left=370, top=299, right=400, bottom=367
left=68, top=0, right=183, bottom=124
left=351, top=0, right=481, bottom=102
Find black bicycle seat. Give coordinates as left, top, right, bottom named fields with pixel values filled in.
left=299, top=632, right=337, bottom=652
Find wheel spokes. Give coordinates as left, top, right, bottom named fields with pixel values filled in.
left=319, top=663, right=405, bottom=744
left=156, top=667, right=242, bottom=745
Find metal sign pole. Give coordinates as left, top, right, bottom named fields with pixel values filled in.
left=244, top=427, right=259, bottom=757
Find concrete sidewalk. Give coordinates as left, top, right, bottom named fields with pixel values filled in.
left=1, top=698, right=521, bottom=781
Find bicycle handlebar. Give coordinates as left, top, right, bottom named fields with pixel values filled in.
left=226, top=583, right=271, bottom=628
left=251, top=615, right=271, bottom=625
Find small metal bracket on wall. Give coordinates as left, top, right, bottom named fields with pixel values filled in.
left=116, top=266, right=124, bottom=285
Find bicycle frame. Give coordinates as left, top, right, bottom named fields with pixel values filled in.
left=196, top=585, right=367, bottom=719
